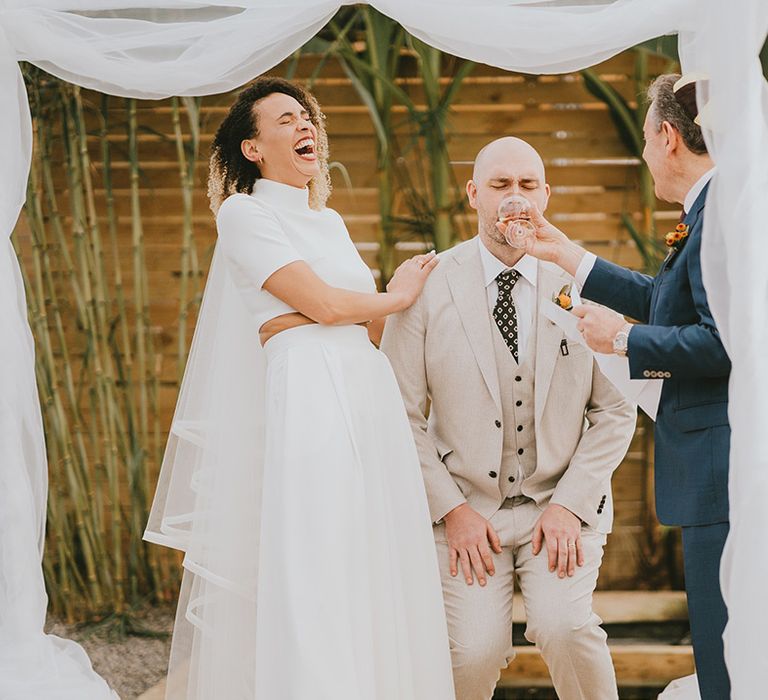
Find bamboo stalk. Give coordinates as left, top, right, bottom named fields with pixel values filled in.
left=60, top=84, right=108, bottom=610
left=95, top=93, right=131, bottom=615
left=126, top=97, right=161, bottom=601
left=172, top=96, right=202, bottom=382
left=420, top=46, right=453, bottom=252
left=23, top=157, right=97, bottom=614
left=23, top=75, right=89, bottom=619
left=15, top=158, right=78, bottom=619
left=72, top=86, right=136, bottom=608
left=634, top=50, right=658, bottom=269
left=20, top=67, right=181, bottom=622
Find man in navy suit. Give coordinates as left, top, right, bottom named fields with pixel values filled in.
left=523, top=74, right=730, bottom=699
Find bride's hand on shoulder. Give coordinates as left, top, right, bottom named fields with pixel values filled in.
left=386, top=251, right=440, bottom=307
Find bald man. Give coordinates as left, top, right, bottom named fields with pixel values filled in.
left=381, top=138, right=636, bottom=700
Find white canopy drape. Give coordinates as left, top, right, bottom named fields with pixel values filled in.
left=0, top=1, right=765, bottom=698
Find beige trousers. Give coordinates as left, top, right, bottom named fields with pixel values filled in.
left=434, top=499, right=617, bottom=700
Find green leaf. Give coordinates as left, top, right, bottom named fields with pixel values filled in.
left=334, top=47, right=418, bottom=115
left=621, top=213, right=664, bottom=273
left=581, top=68, right=643, bottom=156
left=438, top=59, right=475, bottom=114
left=180, top=96, right=201, bottom=146
left=635, top=36, right=680, bottom=64
left=328, top=161, right=353, bottom=191
left=337, top=57, right=390, bottom=160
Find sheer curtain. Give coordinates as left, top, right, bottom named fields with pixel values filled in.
left=0, top=1, right=764, bottom=698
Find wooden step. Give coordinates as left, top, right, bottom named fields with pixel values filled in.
left=137, top=644, right=694, bottom=697
left=500, top=644, right=694, bottom=689
left=137, top=593, right=689, bottom=698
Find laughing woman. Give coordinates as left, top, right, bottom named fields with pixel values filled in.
left=144, top=77, right=455, bottom=699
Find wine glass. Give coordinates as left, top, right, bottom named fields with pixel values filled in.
left=497, top=194, right=535, bottom=249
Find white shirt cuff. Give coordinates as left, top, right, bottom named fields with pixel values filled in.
left=574, top=252, right=597, bottom=291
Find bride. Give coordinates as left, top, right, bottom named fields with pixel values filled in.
left=144, top=76, right=455, bottom=699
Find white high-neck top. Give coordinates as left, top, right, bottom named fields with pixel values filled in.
left=216, top=178, right=375, bottom=331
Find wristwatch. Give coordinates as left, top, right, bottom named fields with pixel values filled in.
left=612, top=323, right=632, bottom=357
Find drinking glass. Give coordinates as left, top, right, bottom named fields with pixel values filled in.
left=497, top=194, right=535, bottom=248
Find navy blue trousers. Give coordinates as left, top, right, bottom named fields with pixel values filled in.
left=681, top=522, right=731, bottom=700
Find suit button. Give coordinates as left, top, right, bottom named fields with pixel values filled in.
left=517, top=425, right=523, bottom=432
left=643, top=370, right=651, bottom=378
left=515, top=376, right=522, bottom=382
left=508, top=476, right=516, bottom=483
left=517, top=448, right=524, bottom=455
left=489, top=471, right=498, bottom=478
left=495, top=420, right=502, bottom=428
left=516, top=400, right=522, bottom=407
left=664, top=371, right=672, bottom=378
left=597, top=507, right=604, bottom=514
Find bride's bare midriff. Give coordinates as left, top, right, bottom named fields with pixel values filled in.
left=259, top=312, right=369, bottom=346
left=259, top=313, right=316, bottom=346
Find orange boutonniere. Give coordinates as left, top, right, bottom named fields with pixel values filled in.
left=665, top=223, right=690, bottom=249
left=553, top=284, right=573, bottom=311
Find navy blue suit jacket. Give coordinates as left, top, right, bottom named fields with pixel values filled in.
left=582, top=183, right=730, bottom=527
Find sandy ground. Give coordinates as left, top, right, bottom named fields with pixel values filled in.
left=45, top=605, right=175, bottom=700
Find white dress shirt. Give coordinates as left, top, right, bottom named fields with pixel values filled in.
left=478, top=237, right=581, bottom=362
left=574, top=167, right=716, bottom=290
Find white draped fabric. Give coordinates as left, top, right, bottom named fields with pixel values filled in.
left=0, top=1, right=765, bottom=697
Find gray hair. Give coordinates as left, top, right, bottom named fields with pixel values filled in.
left=647, top=74, right=708, bottom=156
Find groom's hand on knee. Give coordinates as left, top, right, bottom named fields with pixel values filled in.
left=532, top=504, right=584, bottom=579
left=444, top=504, right=502, bottom=587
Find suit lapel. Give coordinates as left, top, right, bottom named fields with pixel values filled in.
left=446, top=240, right=502, bottom=411
left=534, top=263, right=567, bottom=424
left=651, top=181, right=710, bottom=321
left=660, top=182, right=709, bottom=274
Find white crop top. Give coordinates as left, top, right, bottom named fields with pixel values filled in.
left=216, top=178, right=376, bottom=330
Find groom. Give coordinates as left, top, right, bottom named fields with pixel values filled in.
left=523, top=74, right=731, bottom=700
left=381, top=137, right=636, bottom=700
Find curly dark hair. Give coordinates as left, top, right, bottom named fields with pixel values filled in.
left=647, top=74, right=708, bottom=156
left=207, top=77, right=331, bottom=214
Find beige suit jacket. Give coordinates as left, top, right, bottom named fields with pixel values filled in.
left=381, top=238, right=636, bottom=534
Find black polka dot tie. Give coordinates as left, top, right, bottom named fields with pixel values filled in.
left=494, top=269, right=521, bottom=362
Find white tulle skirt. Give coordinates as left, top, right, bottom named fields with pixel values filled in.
left=251, top=324, right=454, bottom=699
left=146, top=252, right=454, bottom=699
